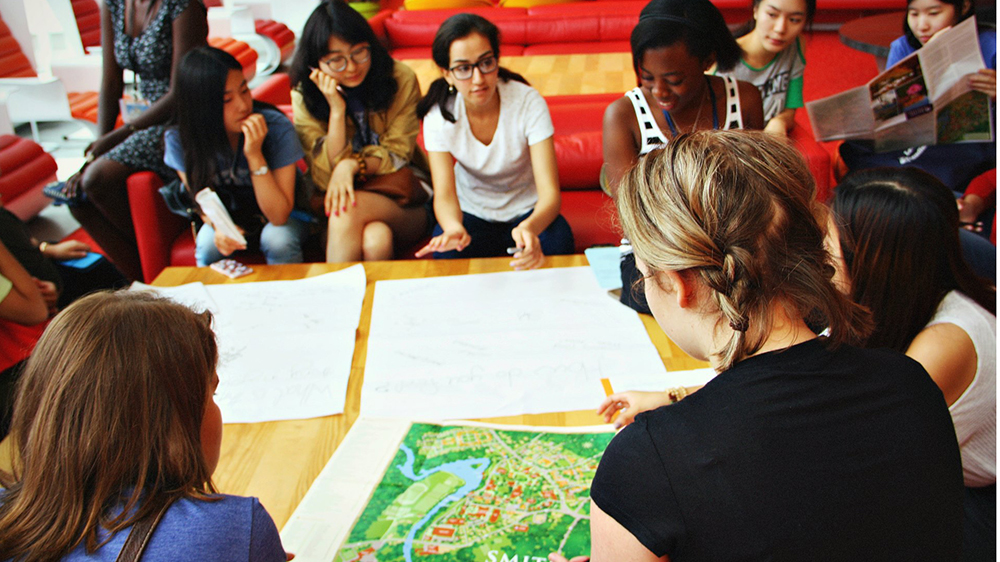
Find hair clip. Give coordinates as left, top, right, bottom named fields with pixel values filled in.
left=729, top=318, right=749, bottom=332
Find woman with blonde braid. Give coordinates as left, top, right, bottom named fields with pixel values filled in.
left=553, top=131, right=964, bottom=561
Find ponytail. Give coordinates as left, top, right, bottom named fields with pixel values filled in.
left=416, top=78, right=455, bottom=122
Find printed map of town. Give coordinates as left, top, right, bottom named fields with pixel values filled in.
left=334, top=423, right=614, bottom=562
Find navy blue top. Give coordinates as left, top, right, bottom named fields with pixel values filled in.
left=164, top=106, right=304, bottom=228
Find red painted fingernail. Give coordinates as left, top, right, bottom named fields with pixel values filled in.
left=352, top=201, right=356, bottom=207
left=342, top=206, right=347, bottom=212
left=334, top=211, right=339, bottom=217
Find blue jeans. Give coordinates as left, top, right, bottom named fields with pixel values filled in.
left=195, top=217, right=310, bottom=266
left=959, top=227, right=996, bottom=283
left=432, top=210, right=575, bottom=259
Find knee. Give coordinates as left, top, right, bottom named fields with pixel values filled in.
left=362, top=222, right=393, bottom=259
left=80, top=158, right=127, bottom=200
left=260, top=223, right=302, bottom=252
left=326, top=209, right=365, bottom=237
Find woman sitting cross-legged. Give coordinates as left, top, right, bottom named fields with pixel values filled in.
left=165, top=47, right=313, bottom=266
left=553, top=131, right=964, bottom=562
left=290, top=0, right=429, bottom=263
left=0, top=291, right=288, bottom=561
left=415, top=14, right=574, bottom=269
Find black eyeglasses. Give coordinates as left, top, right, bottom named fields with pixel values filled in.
left=448, top=56, right=498, bottom=81
left=319, top=45, right=371, bottom=73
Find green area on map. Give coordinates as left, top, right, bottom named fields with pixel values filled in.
left=334, top=423, right=614, bottom=562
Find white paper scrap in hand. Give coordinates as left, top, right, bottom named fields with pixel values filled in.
left=361, top=267, right=668, bottom=419
left=195, top=188, right=247, bottom=246
left=134, top=266, right=367, bottom=423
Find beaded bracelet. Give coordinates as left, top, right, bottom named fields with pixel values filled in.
left=665, top=386, right=688, bottom=404
left=354, top=152, right=368, bottom=183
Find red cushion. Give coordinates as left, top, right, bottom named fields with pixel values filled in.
left=522, top=41, right=630, bottom=55
left=0, top=136, right=57, bottom=202
left=554, top=130, right=603, bottom=191
left=71, top=0, right=102, bottom=48
left=561, top=190, right=619, bottom=251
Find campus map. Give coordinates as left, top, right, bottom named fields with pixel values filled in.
left=333, top=423, right=614, bottom=562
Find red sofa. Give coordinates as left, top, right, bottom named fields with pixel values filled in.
left=0, top=135, right=58, bottom=221
left=370, top=0, right=900, bottom=58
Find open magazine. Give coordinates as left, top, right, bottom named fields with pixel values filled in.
left=807, top=16, right=993, bottom=153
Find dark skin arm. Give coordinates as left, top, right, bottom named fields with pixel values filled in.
left=601, top=97, right=641, bottom=198
left=90, top=0, right=208, bottom=157
left=737, top=80, right=765, bottom=131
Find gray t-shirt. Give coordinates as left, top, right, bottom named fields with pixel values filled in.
left=422, top=80, right=554, bottom=223
left=723, top=37, right=806, bottom=122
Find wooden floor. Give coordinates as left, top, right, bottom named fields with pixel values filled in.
left=406, top=52, right=638, bottom=97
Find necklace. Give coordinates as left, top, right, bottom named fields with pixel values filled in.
left=662, top=76, right=718, bottom=137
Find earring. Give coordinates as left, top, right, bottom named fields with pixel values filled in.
left=448, top=83, right=456, bottom=94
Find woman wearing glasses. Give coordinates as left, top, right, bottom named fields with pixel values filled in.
left=290, top=0, right=429, bottom=262
left=415, top=14, right=574, bottom=268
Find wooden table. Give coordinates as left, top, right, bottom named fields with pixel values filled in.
left=404, top=52, right=637, bottom=97
left=9, top=256, right=697, bottom=530
left=839, top=12, right=904, bottom=71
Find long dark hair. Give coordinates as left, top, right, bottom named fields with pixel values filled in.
left=733, top=0, right=816, bottom=38
left=416, top=13, right=528, bottom=122
left=631, top=0, right=742, bottom=75
left=175, top=46, right=255, bottom=194
left=0, top=291, right=218, bottom=560
left=831, top=167, right=995, bottom=353
left=289, top=0, right=398, bottom=122
left=903, top=0, right=975, bottom=49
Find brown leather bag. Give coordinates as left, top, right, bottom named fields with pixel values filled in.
left=114, top=498, right=175, bottom=562
left=356, top=166, right=429, bottom=207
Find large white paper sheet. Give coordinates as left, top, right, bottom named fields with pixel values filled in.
left=133, top=266, right=366, bottom=423
left=362, top=267, right=669, bottom=419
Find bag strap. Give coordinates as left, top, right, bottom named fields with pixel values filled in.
left=114, top=498, right=174, bottom=562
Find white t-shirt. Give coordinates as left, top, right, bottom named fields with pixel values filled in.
left=927, top=290, right=996, bottom=488
left=422, top=79, right=554, bottom=223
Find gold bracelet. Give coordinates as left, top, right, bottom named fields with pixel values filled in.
left=665, top=386, right=688, bottom=404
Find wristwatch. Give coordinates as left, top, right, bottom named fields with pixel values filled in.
left=251, top=165, right=269, bottom=176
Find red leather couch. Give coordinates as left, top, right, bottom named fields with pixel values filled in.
left=0, top=135, right=58, bottom=221
left=128, top=73, right=831, bottom=281
left=370, top=0, right=900, bottom=58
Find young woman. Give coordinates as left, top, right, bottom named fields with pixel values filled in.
left=53, top=0, right=208, bottom=281
left=602, top=0, right=765, bottom=194
left=0, top=291, right=287, bottom=560
left=838, top=0, right=996, bottom=193
left=603, top=0, right=764, bottom=312
left=165, top=47, right=312, bottom=267
left=290, top=0, right=429, bottom=263
left=553, top=131, right=963, bottom=561
left=415, top=14, right=574, bottom=268
left=828, top=166, right=996, bottom=562
left=723, top=0, right=815, bottom=137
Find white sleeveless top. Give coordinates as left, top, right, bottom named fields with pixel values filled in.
left=927, top=291, right=996, bottom=487
left=626, top=74, right=744, bottom=155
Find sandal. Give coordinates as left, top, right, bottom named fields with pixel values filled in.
left=43, top=181, right=87, bottom=206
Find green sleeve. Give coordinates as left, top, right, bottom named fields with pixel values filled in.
left=786, top=75, right=804, bottom=109
left=0, top=272, right=12, bottom=303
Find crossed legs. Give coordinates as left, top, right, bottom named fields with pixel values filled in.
left=326, top=191, right=427, bottom=262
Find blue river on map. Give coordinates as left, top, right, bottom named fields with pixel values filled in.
left=396, top=443, right=490, bottom=562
